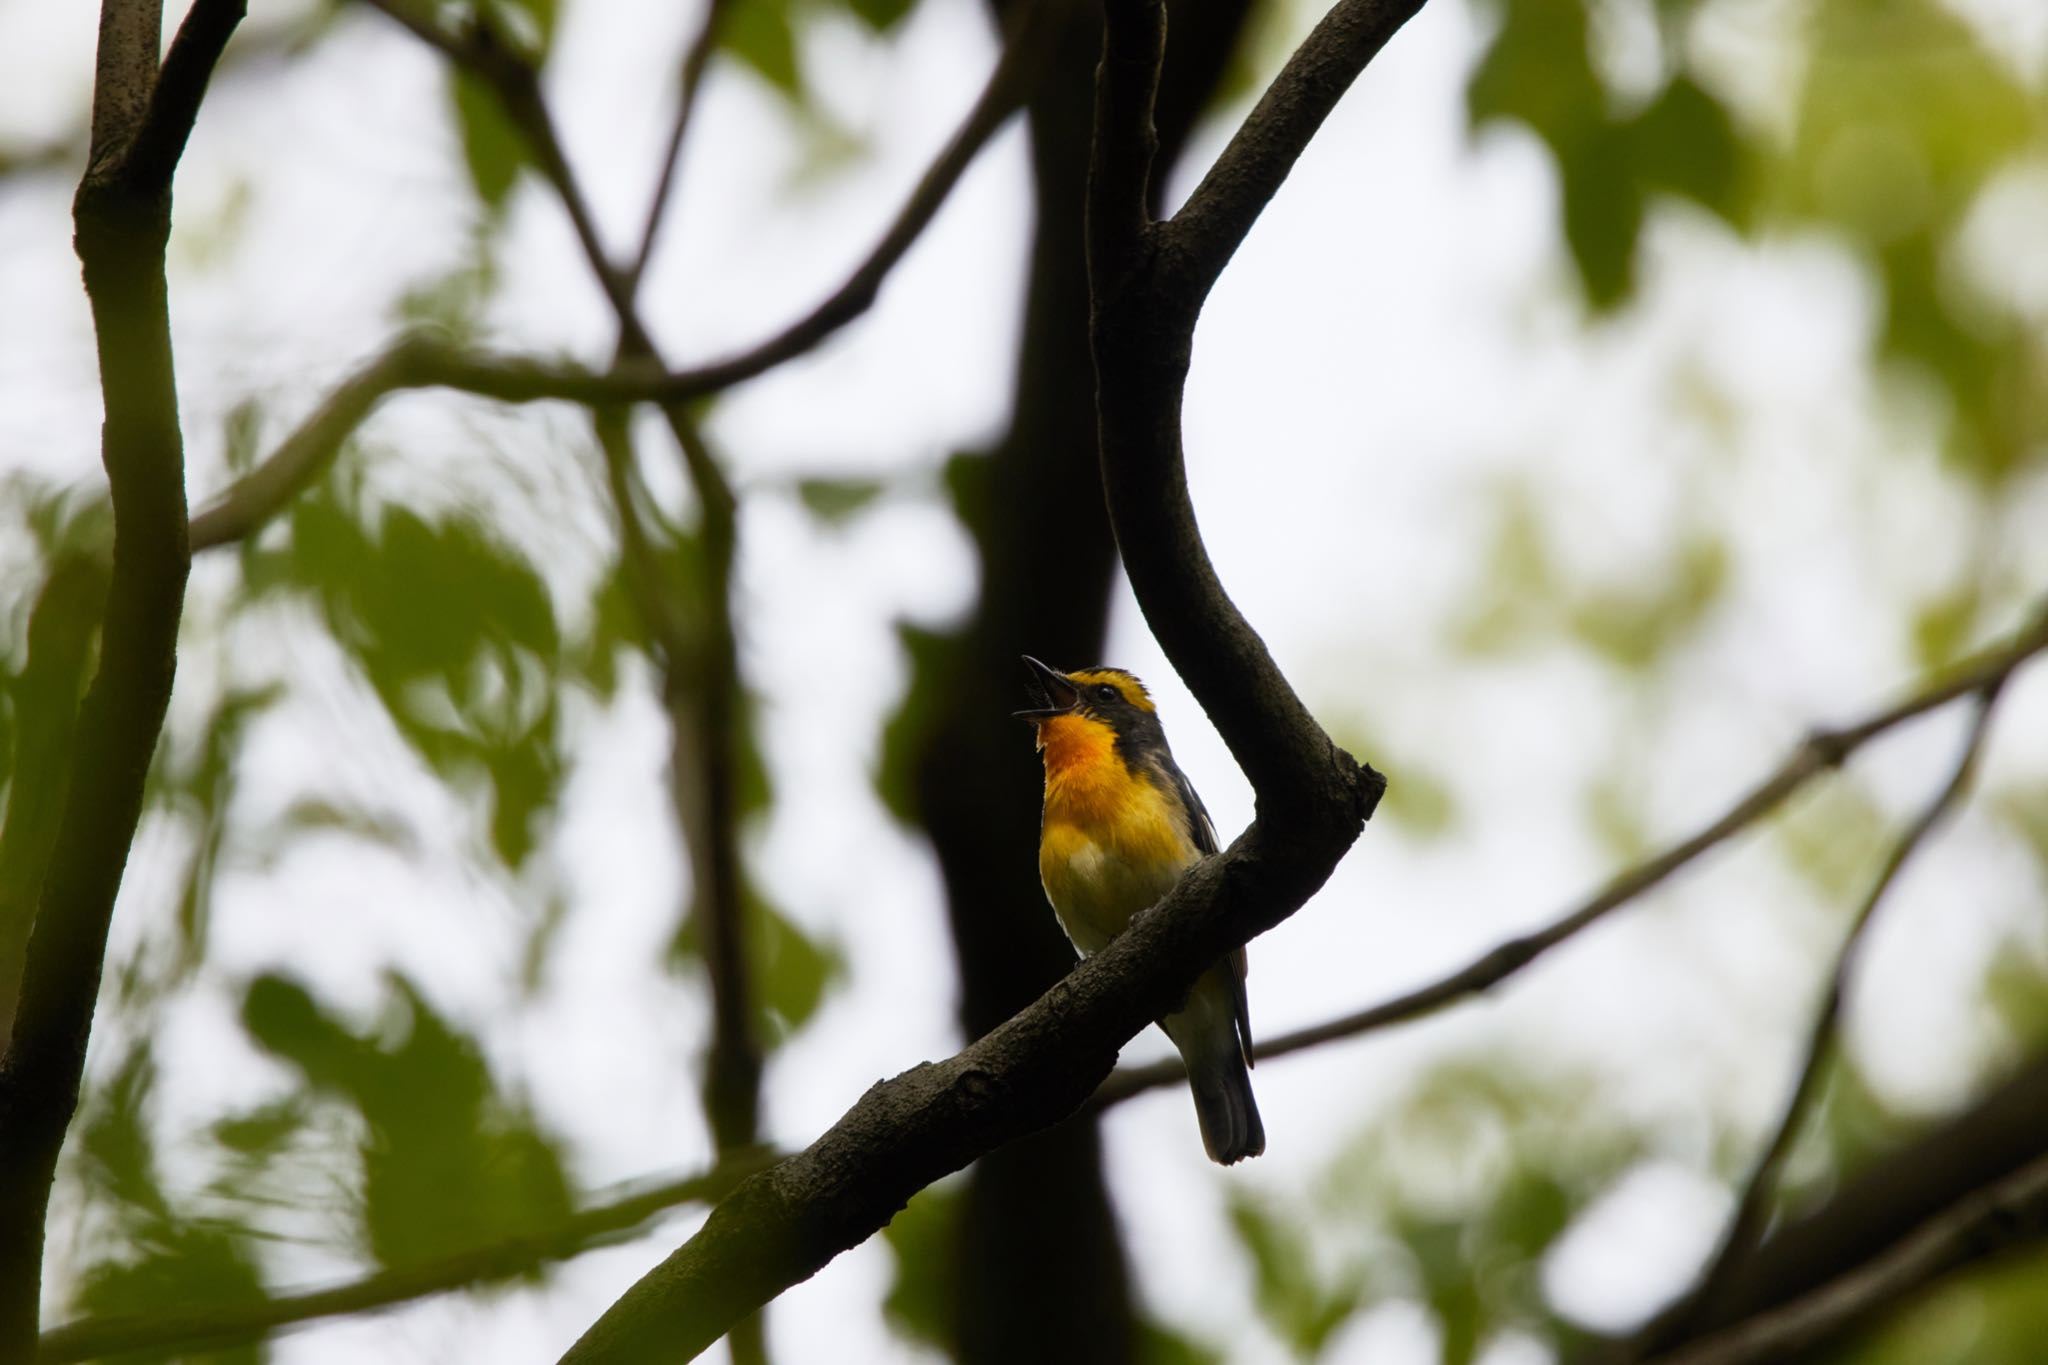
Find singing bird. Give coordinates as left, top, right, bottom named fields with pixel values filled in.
left=1017, top=655, right=1263, bottom=1164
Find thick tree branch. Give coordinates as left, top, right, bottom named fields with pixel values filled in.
left=0, top=0, right=240, bottom=1351
left=1633, top=685, right=2004, bottom=1359
left=1088, top=0, right=1395, bottom=828
left=82, top=0, right=163, bottom=178
left=1094, top=602, right=2048, bottom=1106
left=1645, top=1150, right=2048, bottom=1365
left=35, top=1151, right=772, bottom=1363
left=551, top=3, right=1410, bottom=1359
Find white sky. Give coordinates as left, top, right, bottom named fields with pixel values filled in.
left=3, top=0, right=2048, bottom=1362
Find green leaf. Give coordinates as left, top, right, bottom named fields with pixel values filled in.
left=1776, top=778, right=1889, bottom=905
left=1584, top=771, right=1650, bottom=864
left=750, top=893, right=841, bottom=1039
left=0, top=548, right=111, bottom=1032
left=222, top=398, right=264, bottom=475
left=1228, top=1190, right=1366, bottom=1357
left=1994, top=784, right=2048, bottom=894
left=844, top=0, right=915, bottom=32
left=451, top=69, right=527, bottom=210
left=212, top=1098, right=309, bottom=1160
left=881, top=1181, right=962, bottom=1349
left=874, top=620, right=962, bottom=824
left=1558, top=120, right=1644, bottom=308
left=720, top=0, right=803, bottom=100
left=670, top=890, right=844, bottom=1042
left=489, top=0, right=559, bottom=58
left=1448, top=489, right=1556, bottom=658
left=1631, top=76, right=1750, bottom=226
left=796, top=477, right=887, bottom=527
left=78, top=1048, right=173, bottom=1223
left=1565, top=533, right=1726, bottom=672
left=1912, top=582, right=1983, bottom=671
left=273, top=486, right=568, bottom=868
left=242, top=972, right=574, bottom=1270
left=1137, top=1321, right=1225, bottom=1365
left=1470, top=0, right=1753, bottom=306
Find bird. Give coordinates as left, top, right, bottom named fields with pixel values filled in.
left=1016, top=654, right=1264, bottom=1164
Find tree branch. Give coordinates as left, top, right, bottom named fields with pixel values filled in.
left=1093, top=601, right=2048, bottom=1106
left=35, top=1152, right=772, bottom=1363
left=45, top=609, right=2041, bottom=1358
left=82, top=0, right=163, bottom=178
left=1088, top=0, right=1397, bottom=825
left=1636, top=684, right=2004, bottom=1356
left=623, top=0, right=731, bottom=294
left=0, top=0, right=240, bottom=1350
left=1645, top=1149, right=2048, bottom=1365
left=548, top=1, right=1413, bottom=1358
left=123, top=0, right=247, bottom=196
left=1160, top=0, right=1425, bottom=296
left=195, top=0, right=1058, bottom=551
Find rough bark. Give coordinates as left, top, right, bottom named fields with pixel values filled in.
left=915, top=2, right=1257, bottom=1356
left=0, top=0, right=241, bottom=1352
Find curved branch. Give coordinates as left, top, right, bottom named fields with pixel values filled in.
left=1646, top=1150, right=2048, bottom=1365
left=198, top=0, right=1061, bottom=551
left=1640, top=685, right=2003, bottom=1354
left=1159, top=0, right=1426, bottom=296
left=1093, top=602, right=2048, bottom=1106
left=0, top=0, right=241, bottom=1350
left=550, top=2, right=1413, bottom=1359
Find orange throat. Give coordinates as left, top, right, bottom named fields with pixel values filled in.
left=1036, top=713, right=1125, bottom=827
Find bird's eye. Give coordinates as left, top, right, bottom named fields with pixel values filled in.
left=1094, top=684, right=1120, bottom=703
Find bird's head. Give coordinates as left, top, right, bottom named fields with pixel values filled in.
left=1016, top=655, right=1160, bottom=752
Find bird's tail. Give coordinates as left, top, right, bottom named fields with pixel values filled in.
left=1164, top=970, right=1265, bottom=1165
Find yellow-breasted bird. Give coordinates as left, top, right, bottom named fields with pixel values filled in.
left=1017, top=655, right=1264, bottom=1164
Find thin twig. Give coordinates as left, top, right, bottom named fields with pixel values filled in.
left=1635, top=686, right=2005, bottom=1354
left=195, top=0, right=1056, bottom=553
left=1646, top=1149, right=2048, bottom=1365
left=623, top=0, right=731, bottom=294
left=1094, top=603, right=2048, bottom=1107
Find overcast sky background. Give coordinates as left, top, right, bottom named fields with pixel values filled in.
left=4, top=0, right=2048, bottom=1360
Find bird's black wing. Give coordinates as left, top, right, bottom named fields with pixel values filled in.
left=1160, top=753, right=1220, bottom=858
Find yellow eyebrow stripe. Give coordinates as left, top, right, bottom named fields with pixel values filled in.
left=1065, top=668, right=1156, bottom=713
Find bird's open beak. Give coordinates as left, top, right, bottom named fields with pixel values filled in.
left=1014, top=655, right=1079, bottom=720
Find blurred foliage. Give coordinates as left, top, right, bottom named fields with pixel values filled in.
left=1326, top=716, right=1460, bottom=842
left=795, top=476, right=888, bottom=528
left=15, top=0, right=2048, bottom=1357
left=671, top=886, right=843, bottom=1042
left=1469, top=0, right=1751, bottom=306
left=880, top=1180, right=962, bottom=1351
left=242, top=970, right=573, bottom=1270
left=1776, top=776, right=1890, bottom=907
left=881, top=1179, right=1224, bottom=1363
left=1212, top=1054, right=1647, bottom=1362
left=243, top=464, right=567, bottom=868
left=1449, top=487, right=1728, bottom=672
left=67, top=1048, right=268, bottom=1365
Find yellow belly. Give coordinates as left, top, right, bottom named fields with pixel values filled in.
left=1039, top=787, right=1198, bottom=956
